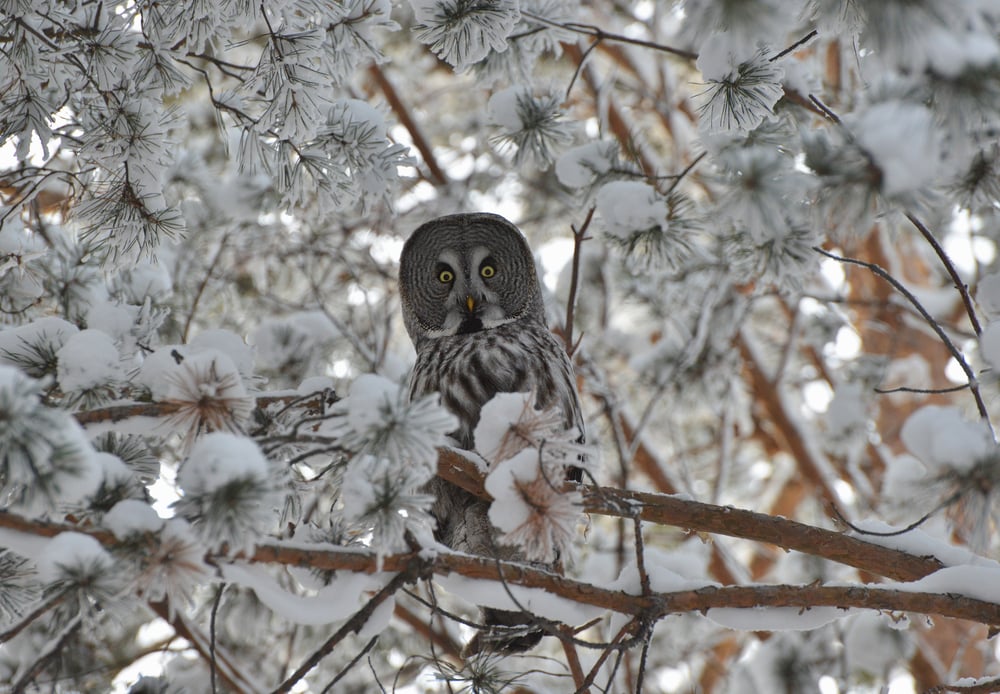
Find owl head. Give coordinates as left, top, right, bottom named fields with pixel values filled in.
left=398, top=213, right=544, bottom=344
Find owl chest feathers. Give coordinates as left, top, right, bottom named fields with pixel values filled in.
left=409, top=318, right=575, bottom=450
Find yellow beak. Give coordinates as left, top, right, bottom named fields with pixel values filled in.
left=466, top=296, right=475, bottom=312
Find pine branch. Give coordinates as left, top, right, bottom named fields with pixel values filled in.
left=435, top=448, right=943, bottom=582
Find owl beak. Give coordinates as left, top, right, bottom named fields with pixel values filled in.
left=466, top=295, right=475, bottom=312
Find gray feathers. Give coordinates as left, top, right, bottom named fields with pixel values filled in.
left=398, top=212, right=585, bottom=654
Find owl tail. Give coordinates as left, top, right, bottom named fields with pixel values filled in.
left=461, top=607, right=544, bottom=657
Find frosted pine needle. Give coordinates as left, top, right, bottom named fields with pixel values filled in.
left=485, top=449, right=581, bottom=562
left=162, top=351, right=254, bottom=445
left=133, top=520, right=212, bottom=609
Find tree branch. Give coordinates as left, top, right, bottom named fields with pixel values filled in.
left=815, top=246, right=992, bottom=429
left=906, top=212, right=982, bottom=337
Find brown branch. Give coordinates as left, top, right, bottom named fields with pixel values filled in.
left=564, top=206, right=595, bottom=354
left=430, top=449, right=943, bottom=582
left=246, top=545, right=1000, bottom=629
left=558, top=625, right=588, bottom=691
left=367, top=64, right=448, bottom=186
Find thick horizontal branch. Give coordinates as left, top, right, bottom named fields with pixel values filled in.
left=252, top=544, right=999, bottom=629
left=437, top=448, right=943, bottom=582
left=0, top=512, right=994, bottom=634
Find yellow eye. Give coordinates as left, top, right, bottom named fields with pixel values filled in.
left=438, top=269, right=454, bottom=283
left=480, top=265, right=496, bottom=279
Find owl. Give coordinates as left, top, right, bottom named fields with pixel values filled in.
left=399, top=212, right=585, bottom=654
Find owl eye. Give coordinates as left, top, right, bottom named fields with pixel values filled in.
left=480, top=263, right=496, bottom=279
left=438, top=267, right=454, bottom=283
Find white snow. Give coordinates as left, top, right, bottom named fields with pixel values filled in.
left=297, top=375, right=335, bottom=395
left=436, top=571, right=604, bottom=626
left=708, top=605, right=847, bottom=631
left=251, top=310, right=339, bottom=370
left=849, top=519, right=1000, bottom=570
left=134, top=345, right=189, bottom=400
left=56, top=329, right=122, bottom=392
left=825, top=382, right=868, bottom=437
left=488, top=86, right=527, bottom=130
left=596, top=180, right=668, bottom=238
left=345, top=373, right=398, bottom=433
left=0, top=317, right=78, bottom=365
left=697, top=31, right=743, bottom=81
left=331, top=98, right=387, bottom=141
left=925, top=27, right=1000, bottom=78
left=555, top=141, right=617, bottom=188
left=161, top=349, right=247, bottom=405
left=979, top=321, right=1000, bottom=370
left=897, top=565, right=1000, bottom=603
left=118, top=260, right=173, bottom=301
left=189, top=329, right=255, bottom=379
left=410, top=0, right=520, bottom=67
left=976, top=272, right=1000, bottom=319
left=899, top=404, right=993, bottom=473
left=177, top=432, right=270, bottom=492
left=853, top=101, right=943, bottom=197
left=484, top=449, right=541, bottom=533
left=85, top=301, right=136, bottom=344
left=103, top=499, right=165, bottom=539
left=473, top=391, right=532, bottom=463
left=610, top=546, right=715, bottom=596
left=220, top=561, right=394, bottom=625
left=37, top=531, right=113, bottom=583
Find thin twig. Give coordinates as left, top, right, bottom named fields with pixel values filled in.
left=665, top=151, right=706, bottom=196
left=635, top=632, right=652, bottom=694
left=814, top=247, right=993, bottom=433
left=565, top=38, right=601, bottom=101
left=182, top=231, right=231, bottom=343
left=565, top=207, right=595, bottom=354
left=770, top=29, right=819, bottom=62
left=906, top=212, right=982, bottom=336
left=874, top=383, right=971, bottom=395
left=521, top=10, right=698, bottom=60
left=807, top=93, right=842, bottom=123
left=321, top=636, right=379, bottom=694
left=210, top=583, right=226, bottom=694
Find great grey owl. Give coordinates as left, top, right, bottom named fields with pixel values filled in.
left=399, top=212, right=585, bottom=654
